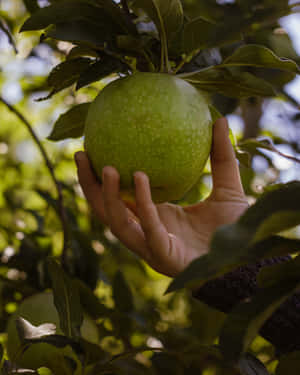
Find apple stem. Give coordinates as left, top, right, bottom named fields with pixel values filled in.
left=160, top=30, right=171, bottom=73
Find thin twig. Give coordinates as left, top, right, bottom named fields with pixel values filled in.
left=0, top=97, right=69, bottom=257
left=272, top=145, right=300, bottom=164
left=0, top=18, right=18, bottom=54
left=280, top=88, right=300, bottom=109
left=290, top=2, right=300, bottom=8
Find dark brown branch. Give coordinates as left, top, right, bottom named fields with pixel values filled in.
left=193, top=256, right=300, bottom=355
left=0, top=97, right=69, bottom=258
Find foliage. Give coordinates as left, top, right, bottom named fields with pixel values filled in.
left=0, top=0, right=300, bottom=374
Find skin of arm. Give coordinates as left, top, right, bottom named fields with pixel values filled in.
left=75, top=117, right=249, bottom=277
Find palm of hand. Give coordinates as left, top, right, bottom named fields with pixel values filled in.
left=145, top=194, right=248, bottom=276
left=76, top=118, right=248, bottom=278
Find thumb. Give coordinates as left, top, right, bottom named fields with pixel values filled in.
left=209, top=117, right=245, bottom=199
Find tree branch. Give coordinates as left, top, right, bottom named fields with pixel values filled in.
left=0, top=97, right=69, bottom=259
left=193, top=256, right=300, bottom=355
left=0, top=18, right=17, bottom=54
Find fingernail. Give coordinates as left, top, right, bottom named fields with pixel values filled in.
left=134, top=171, right=147, bottom=182
left=102, top=166, right=109, bottom=180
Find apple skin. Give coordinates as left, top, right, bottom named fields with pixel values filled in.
left=84, top=72, right=213, bottom=203
left=6, top=292, right=98, bottom=372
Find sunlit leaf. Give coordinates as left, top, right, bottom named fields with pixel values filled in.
left=16, top=317, right=56, bottom=341
left=181, top=67, right=276, bottom=98
left=67, top=46, right=99, bottom=60
left=223, top=45, right=300, bottom=73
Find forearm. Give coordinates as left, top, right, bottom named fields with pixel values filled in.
left=192, top=256, right=300, bottom=354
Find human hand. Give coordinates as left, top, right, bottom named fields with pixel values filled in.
left=75, top=118, right=248, bottom=277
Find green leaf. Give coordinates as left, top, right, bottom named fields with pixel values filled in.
left=43, top=21, right=114, bottom=49
left=258, top=255, right=300, bottom=288
left=74, top=279, right=110, bottom=319
left=237, top=353, right=270, bottom=375
left=76, top=57, right=124, bottom=89
left=219, top=278, right=300, bottom=362
left=276, top=351, right=300, bottom=375
left=117, top=34, right=151, bottom=53
left=43, top=57, right=92, bottom=99
left=47, top=103, right=90, bottom=142
left=183, top=17, right=241, bottom=54
left=20, top=1, right=121, bottom=32
left=112, top=271, right=134, bottom=313
left=167, top=236, right=298, bottom=294
left=182, top=67, right=276, bottom=98
left=95, top=0, right=137, bottom=35
left=235, top=149, right=251, bottom=169
left=133, top=0, right=183, bottom=41
left=209, top=105, right=222, bottom=124
left=23, top=0, right=39, bottom=13
left=67, top=46, right=99, bottom=60
left=223, top=45, right=300, bottom=74
left=167, top=181, right=300, bottom=293
left=46, top=258, right=83, bottom=338
left=181, top=0, right=224, bottom=22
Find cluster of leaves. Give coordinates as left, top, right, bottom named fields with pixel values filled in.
left=1, top=0, right=300, bottom=374
left=12, top=0, right=300, bottom=142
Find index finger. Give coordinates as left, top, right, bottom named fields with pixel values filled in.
left=75, top=151, right=108, bottom=224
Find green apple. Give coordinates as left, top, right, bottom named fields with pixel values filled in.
left=6, top=292, right=98, bottom=372
left=84, top=72, right=213, bottom=203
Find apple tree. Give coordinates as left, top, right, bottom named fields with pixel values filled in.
left=1, top=0, right=300, bottom=374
